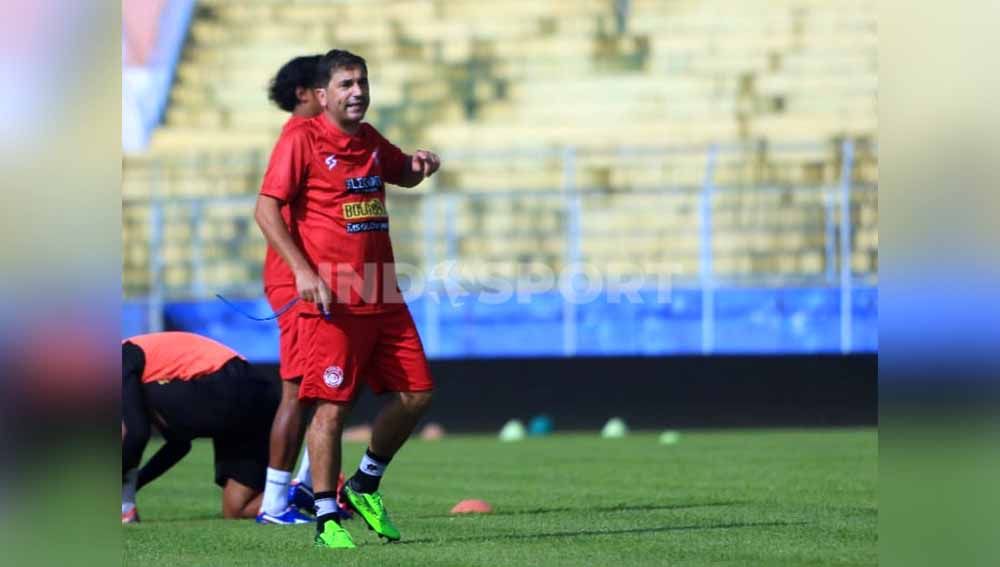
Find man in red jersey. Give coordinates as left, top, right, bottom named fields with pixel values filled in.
left=121, top=332, right=279, bottom=523
left=256, top=54, right=335, bottom=526
left=254, top=49, right=440, bottom=550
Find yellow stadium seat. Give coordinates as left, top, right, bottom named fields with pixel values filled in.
left=123, top=0, right=877, bottom=294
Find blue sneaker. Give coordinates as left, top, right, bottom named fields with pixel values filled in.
left=288, top=481, right=315, bottom=513
left=288, top=477, right=354, bottom=520
left=255, top=506, right=313, bottom=525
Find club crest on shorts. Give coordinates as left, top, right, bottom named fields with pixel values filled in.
left=323, top=365, right=344, bottom=388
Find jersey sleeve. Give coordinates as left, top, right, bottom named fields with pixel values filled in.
left=369, top=126, right=409, bottom=185
left=260, top=127, right=312, bottom=202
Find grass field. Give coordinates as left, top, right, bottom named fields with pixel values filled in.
left=123, top=429, right=877, bottom=566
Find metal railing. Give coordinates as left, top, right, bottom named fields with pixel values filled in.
left=122, top=141, right=877, bottom=355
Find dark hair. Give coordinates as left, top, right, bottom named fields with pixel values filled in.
left=316, top=49, right=368, bottom=86
left=268, top=55, right=323, bottom=112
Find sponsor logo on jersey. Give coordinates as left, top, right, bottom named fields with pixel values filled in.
left=342, top=198, right=387, bottom=220
left=325, top=155, right=338, bottom=170
left=346, top=221, right=390, bottom=233
left=345, top=175, right=383, bottom=193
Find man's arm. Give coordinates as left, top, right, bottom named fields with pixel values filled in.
left=254, top=195, right=332, bottom=314
left=137, top=437, right=191, bottom=490
left=394, top=149, right=441, bottom=188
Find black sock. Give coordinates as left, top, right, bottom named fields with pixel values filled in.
left=314, top=491, right=341, bottom=532
left=348, top=449, right=391, bottom=493
left=317, top=513, right=340, bottom=531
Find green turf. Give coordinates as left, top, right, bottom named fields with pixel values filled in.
left=123, top=429, right=877, bottom=566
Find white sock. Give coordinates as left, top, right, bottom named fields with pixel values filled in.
left=294, top=448, right=312, bottom=486
left=262, top=467, right=292, bottom=515
left=122, top=468, right=138, bottom=514
left=315, top=497, right=339, bottom=517
left=359, top=452, right=387, bottom=477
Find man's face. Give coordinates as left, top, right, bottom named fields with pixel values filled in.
left=318, top=65, right=369, bottom=126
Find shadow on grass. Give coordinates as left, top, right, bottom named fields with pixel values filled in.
left=390, top=520, right=805, bottom=546
left=411, top=501, right=742, bottom=520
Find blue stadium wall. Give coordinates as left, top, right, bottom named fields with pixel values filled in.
left=122, top=286, right=877, bottom=359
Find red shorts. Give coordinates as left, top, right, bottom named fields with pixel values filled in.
left=265, top=285, right=304, bottom=381
left=298, top=306, right=434, bottom=403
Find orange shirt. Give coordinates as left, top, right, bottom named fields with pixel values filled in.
left=123, top=332, right=244, bottom=383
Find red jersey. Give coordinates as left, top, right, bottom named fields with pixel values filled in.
left=124, top=332, right=244, bottom=383
left=261, top=116, right=309, bottom=291
left=259, top=114, right=409, bottom=315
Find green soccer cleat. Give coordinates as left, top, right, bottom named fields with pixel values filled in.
left=314, top=520, right=356, bottom=549
left=341, top=485, right=401, bottom=541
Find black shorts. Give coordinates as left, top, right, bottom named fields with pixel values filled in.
left=143, top=357, right=279, bottom=491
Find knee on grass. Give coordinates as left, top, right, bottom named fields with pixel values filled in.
left=222, top=480, right=260, bottom=519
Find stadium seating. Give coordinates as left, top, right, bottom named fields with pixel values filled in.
left=122, top=0, right=878, bottom=296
